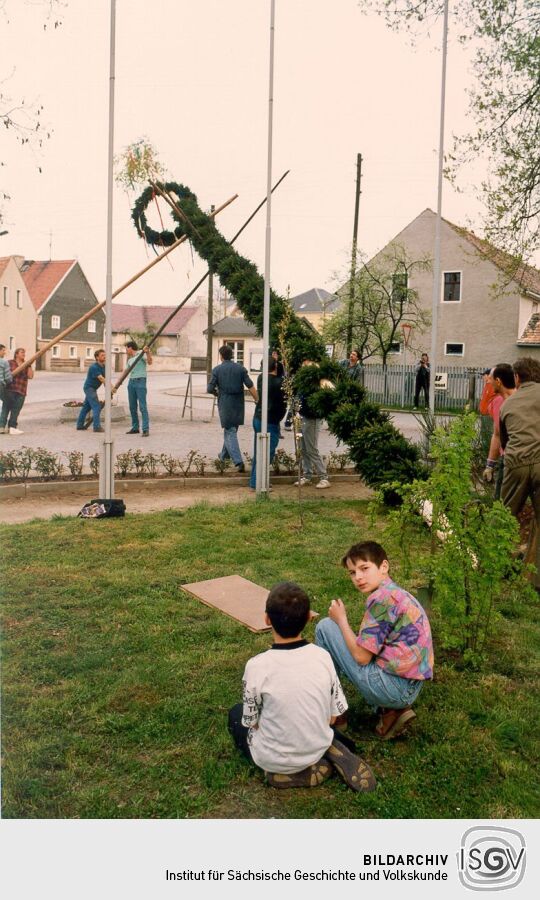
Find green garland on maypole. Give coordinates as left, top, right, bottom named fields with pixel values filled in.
left=131, top=179, right=426, bottom=503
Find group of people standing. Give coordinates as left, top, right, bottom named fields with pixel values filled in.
left=0, top=344, right=33, bottom=434
left=207, top=344, right=331, bottom=490
left=481, top=357, right=540, bottom=593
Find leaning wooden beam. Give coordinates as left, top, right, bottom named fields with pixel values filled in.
left=112, top=169, right=291, bottom=393
left=11, top=194, right=238, bottom=376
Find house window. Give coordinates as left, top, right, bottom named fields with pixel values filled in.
left=52, top=345, right=60, bottom=358
left=16, top=290, right=22, bottom=309
left=3, top=287, right=8, bottom=306
left=391, top=273, right=408, bottom=305
left=51, top=315, right=61, bottom=329
left=69, top=346, right=77, bottom=359
left=388, top=341, right=402, bottom=354
left=224, top=340, right=245, bottom=364
left=86, top=347, right=93, bottom=358
left=443, top=272, right=461, bottom=302
left=9, top=336, right=15, bottom=350
left=445, top=342, right=464, bottom=356
left=88, top=319, right=96, bottom=333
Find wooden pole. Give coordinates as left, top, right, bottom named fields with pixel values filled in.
left=11, top=194, right=238, bottom=376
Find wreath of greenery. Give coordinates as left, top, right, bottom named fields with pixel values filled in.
left=131, top=180, right=426, bottom=503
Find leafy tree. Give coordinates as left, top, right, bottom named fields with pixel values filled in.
left=361, top=0, right=540, bottom=265
left=325, top=243, right=431, bottom=364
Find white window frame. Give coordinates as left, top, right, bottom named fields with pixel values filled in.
left=52, top=345, right=60, bottom=358
left=3, top=286, right=9, bottom=306
left=224, top=340, right=245, bottom=364
left=444, top=341, right=465, bottom=357
left=16, top=290, right=22, bottom=309
left=69, top=346, right=77, bottom=359
left=51, top=315, right=61, bottom=329
left=442, top=271, right=462, bottom=303
left=88, top=319, right=96, bottom=333
left=388, top=341, right=402, bottom=355
left=86, top=347, right=93, bottom=359
left=9, top=335, right=15, bottom=350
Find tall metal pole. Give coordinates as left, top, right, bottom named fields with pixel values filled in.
left=206, top=204, right=215, bottom=380
left=429, top=0, right=449, bottom=414
left=256, top=0, right=276, bottom=496
left=100, top=0, right=116, bottom=499
left=346, top=153, right=362, bottom=356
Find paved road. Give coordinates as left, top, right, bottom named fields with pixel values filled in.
left=1, top=372, right=424, bottom=473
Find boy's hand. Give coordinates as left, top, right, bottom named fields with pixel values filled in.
left=328, top=598, right=348, bottom=625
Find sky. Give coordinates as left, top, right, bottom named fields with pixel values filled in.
left=1, top=0, right=505, bottom=310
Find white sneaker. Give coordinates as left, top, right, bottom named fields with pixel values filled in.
left=294, top=477, right=312, bottom=486
left=9, top=427, right=23, bottom=434
left=315, top=478, right=331, bottom=489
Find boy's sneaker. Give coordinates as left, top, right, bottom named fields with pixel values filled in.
left=294, top=476, right=312, bottom=486
left=375, top=706, right=416, bottom=740
left=324, top=738, right=377, bottom=792
left=266, top=758, right=333, bottom=789
left=9, top=427, right=23, bottom=434
left=315, top=478, right=330, bottom=489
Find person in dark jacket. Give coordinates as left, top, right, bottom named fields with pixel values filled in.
left=249, top=355, right=287, bottom=489
left=413, top=353, right=430, bottom=408
left=208, top=344, right=258, bottom=472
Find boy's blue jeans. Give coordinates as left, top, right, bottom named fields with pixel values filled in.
left=128, top=378, right=149, bottom=432
left=249, top=417, right=280, bottom=488
left=76, top=387, right=102, bottom=431
left=315, top=618, right=423, bottom=710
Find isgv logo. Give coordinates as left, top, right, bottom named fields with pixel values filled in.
left=458, top=826, right=526, bottom=891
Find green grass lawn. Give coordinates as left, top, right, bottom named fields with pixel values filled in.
left=1, top=499, right=539, bottom=819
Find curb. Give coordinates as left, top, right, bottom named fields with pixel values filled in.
left=0, top=473, right=361, bottom=500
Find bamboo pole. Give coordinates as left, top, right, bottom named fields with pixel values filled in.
left=11, top=193, right=238, bottom=376
left=112, top=169, right=291, bottom=393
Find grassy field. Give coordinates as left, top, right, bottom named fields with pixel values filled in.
left=1, top=498, right=539, bottom=819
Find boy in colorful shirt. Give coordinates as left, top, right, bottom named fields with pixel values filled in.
left=315, top=540, right=433, bottom=740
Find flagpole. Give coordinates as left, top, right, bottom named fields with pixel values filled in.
left=429, top=0, right=449, bottom=414
left=100, top=0, right=116, bottom=499
left=256, top=0, right=276, bottom=496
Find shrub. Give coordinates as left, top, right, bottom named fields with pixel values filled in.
left=65, top=450, right=84, bottom=478
left=115, top=450, right=134, bottom=478
left=33, top=447, right=64, bottom=481
left=380, top=413, right=535, bottom=663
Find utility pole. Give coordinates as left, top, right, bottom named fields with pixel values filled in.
left=206, top=204, right=215, bottom=380
left=346, top=153, right=362, bottom=356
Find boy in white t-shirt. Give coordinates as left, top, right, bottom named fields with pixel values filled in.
left=228, top=582, right=376, bottom=791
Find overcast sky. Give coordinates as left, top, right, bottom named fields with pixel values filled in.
left=1, top=0, right=513, bottom=310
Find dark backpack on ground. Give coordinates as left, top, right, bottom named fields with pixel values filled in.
left=78, top=498, right=126, bottom=518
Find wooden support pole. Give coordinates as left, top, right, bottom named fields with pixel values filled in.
left=11, top=193, right=238, bottom=376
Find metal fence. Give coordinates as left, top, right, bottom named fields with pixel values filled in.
left=356, top=364, right=484, bottom=411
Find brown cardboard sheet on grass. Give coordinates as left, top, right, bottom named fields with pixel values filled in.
left=181, top=575, right=272, bottom=633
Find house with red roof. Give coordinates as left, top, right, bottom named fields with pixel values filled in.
left=339, top=209, right=540, bottom=367
left=111, top=300, right=209, bottom=371
left=20, top=259, right=105, bottom=371
left=0, top=256, right=37, bottom=356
